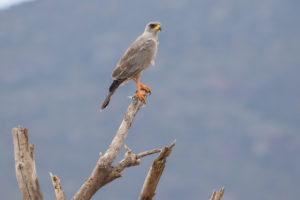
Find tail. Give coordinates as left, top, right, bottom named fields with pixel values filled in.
left=100, top=79, right=124, bottom=110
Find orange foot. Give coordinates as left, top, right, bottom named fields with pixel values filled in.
left=133, top=92, right=147, bottom=104
left=140, top=84, right=151, bottom=94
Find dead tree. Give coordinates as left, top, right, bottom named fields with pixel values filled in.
left=210, top=187, right=225, bottom=200
left=12, top=126, right=44, bottom=200
left=12, top=95, right=224, bottom=199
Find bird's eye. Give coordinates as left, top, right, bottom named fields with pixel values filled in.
left=149, top=24, right=156, bottom=28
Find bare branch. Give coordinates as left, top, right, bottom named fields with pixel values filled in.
left=12, top=125, right=44, bottom=200
left=49, top=172, right=66, bottom=200
left=210, top=187, right=225, bottom=200
left=72, top=96, right=147, bottom=200
left=12, top=96, right=223, bottom=200
left=114, top=145, right=161, bottom=172
left=138, top=140, right=176, bottom=200
left=136, top=149, right=161, bottom=159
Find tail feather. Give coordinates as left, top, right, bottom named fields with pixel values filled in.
left=101, top=79, right=124, bottom=110
left=101, top=92, right=114, bottom=110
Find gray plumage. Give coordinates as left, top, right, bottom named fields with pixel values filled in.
left=101, top=21, right=161, bottom=110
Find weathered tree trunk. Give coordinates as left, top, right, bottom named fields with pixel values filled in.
left=139, top=141, right=175, bottom=200
left=12, top=126, right=44, bottom=200
left=72, top=95, right=158, bottom=199
left=12, top=95, right=223, bottom=200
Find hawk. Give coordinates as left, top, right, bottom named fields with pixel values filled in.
left=101, top=21, right=162, bottom=110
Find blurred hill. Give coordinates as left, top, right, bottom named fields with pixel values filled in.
left=1, top=0, right=300, bottom=199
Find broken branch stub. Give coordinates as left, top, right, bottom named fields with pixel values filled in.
left=12, top=125, right=44, bottom=200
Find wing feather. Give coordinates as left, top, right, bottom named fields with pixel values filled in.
left=112, top=36, right=157, bottom=80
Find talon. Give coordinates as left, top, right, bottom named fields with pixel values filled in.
left=133, top=77, right=150, bottom=103
left=133, top=92, right=147, bottom=104
left=140, top=84, right=151, bottom=94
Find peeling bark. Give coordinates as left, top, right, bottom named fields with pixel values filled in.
left=12, top=125, right=44, bottom=200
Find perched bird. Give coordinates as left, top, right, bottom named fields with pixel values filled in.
left=101, top=21, right=162, bottom=110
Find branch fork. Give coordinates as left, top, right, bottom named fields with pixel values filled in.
left=11, top=95, right=224, bottom=200
left=114, top=145, right=161, bottom=173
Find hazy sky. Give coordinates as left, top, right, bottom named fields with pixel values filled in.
left=0, top=0, right=34, bottom=10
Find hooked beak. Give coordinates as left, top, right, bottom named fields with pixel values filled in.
left=154, top=24, right=162, bottom=31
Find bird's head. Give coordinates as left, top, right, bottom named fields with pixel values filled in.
left=145, top=21, right=162, bottom=34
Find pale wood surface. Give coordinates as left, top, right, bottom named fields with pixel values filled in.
left=138, top=141, right=176, bottom=200
left=11, top=95, right=223, bottom=200
left=72, top=95, right=162, bottom=200
left=49, top=172, right=66, bottom=200
left=12, top=125, right=44, bottom=200
left=210, top=187, right=225, bottom=200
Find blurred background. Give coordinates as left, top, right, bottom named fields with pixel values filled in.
left=1, top=0, right=299, bottom=199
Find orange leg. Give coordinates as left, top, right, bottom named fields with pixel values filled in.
left=133, top=78, right=151, bottom=94
left=133, top=77, right=149, bottom=103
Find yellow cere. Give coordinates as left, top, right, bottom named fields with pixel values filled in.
left=154, top=24, right=161, bottom=30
